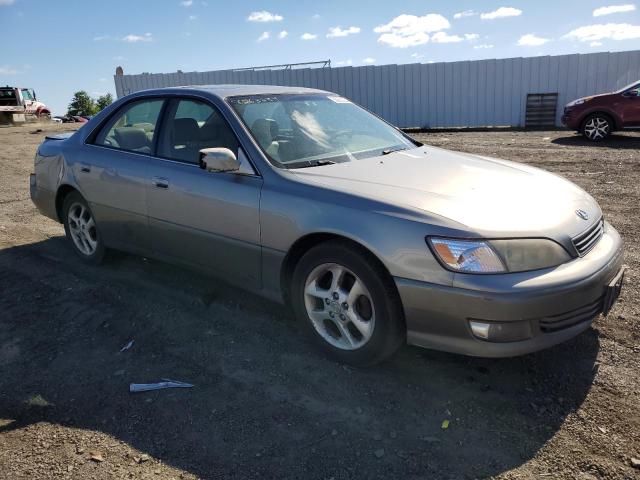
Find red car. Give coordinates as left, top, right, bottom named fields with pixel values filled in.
left=562, top=80, right=640, bottom=141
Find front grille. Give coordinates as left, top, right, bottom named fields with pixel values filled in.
left=539, top=296, right=603, bottom=333
left=572, top=218, right=604, bottom=256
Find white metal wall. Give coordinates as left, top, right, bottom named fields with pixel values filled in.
left=114, top=50, right=640, bottom=128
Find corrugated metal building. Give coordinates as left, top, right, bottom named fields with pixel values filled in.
left=114, top=50, right=640, bottom=129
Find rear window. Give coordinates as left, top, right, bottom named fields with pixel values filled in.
left=0, top=89, right=17, bottom=99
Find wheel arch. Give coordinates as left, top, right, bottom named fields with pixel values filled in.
left=580, top=110, right=619, bottom=130
left=55, top=184, right=80, bottom=222
left=280, top=232, right=400, bottom=306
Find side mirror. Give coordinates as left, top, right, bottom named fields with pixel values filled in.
left=199, top=148, right=240, bottom=173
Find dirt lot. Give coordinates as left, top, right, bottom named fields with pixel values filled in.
left=0, top=124, right=638, bottom=480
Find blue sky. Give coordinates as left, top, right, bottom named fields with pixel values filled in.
left=1, top=0, right=639, bottom=115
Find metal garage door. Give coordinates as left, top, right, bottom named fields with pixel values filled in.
left=525, top=93, right=558, bottom=128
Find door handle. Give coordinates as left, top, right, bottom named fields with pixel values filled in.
left=152, top=176, right=169, bottom=189
left=79, top=163, right=91, bottom=173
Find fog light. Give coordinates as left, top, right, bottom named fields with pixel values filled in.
left=469, top=321, right=490, bottom=340
left=468, top=320, right=532, bottom=343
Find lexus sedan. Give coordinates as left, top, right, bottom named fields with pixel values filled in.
left=30, top=85, right=625, bottom=365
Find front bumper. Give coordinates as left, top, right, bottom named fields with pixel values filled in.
left=396, top=222, right=624, bottom=357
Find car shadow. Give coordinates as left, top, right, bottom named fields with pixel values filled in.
left=0, top=238, right=599, bottom=479
left=551, top=132, right=640, bottom=149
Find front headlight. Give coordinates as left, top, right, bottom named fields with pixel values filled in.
left=567, top=99, right=585, bottom=107
left=567, top=96, right=593, bottom=107
left=428, top=237, right=571, bottom=274
left=428, top=238, right=506, bottom=273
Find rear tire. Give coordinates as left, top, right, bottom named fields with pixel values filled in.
left=62, top=191, right=106, bottom=264
left=291, top=241, right=405, bottom=366
left=581, top=113, right=612, bottom=142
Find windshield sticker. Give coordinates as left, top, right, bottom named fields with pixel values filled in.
left=328, top=96, right=351, bottom=104
left=229, top=96, right=279, bottom=105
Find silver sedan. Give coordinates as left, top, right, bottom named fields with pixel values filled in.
left=30, top=85, right=625, bottom=365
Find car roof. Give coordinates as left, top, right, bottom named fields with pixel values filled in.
left=133, top=84, right=331, bottom=99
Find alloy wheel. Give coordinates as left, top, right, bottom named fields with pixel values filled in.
left=303, top=263, right=375, bottom=350
left=584, top=116, right=610, bottom=140
left=67, top=202, right=98, bottom=256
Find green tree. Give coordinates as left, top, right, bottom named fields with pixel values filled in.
left=95, top=93, right=114, bottom=112
left=67, top=91, right=97, bottom=117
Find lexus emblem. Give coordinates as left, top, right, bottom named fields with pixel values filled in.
left=576, top=209, right=589, bottom=220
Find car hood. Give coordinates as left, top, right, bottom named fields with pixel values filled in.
left=567, top=92, right=611, bottom=105
left=289, top=146, right=600, bottom=238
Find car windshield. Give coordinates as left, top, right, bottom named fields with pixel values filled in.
left=227, top=93, right=418, bottom=168
left=615, top=80, right=640, bottom=93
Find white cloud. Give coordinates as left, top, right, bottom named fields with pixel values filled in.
left=480, top=7, right=523, bottom=20
left=188, top=15, right=197, bottom=20
left=335, top=59, right=353, bottom=66
left=247, top=10, right=283, bottom=22
left=180, top=0, right=193, bottom=6
left=278, top=30, right=288, bottom=39
left=313, top=13, right=321, bottom=19
left=374, top=13, right=450, bottom=48
left=93, top=35, right=111, bottom=41
left=593, top=4, right=636, bottom=16
left=362, top=57, right=376, bottom=64
left=431, top=32, right=464, bottom=43
left=454, top=10, right=477, bottom=19
left=99, top=78, right=107, bottom=82
left=590, top=41, right=604, bottom=46
left=410, top=52, right=425, bottom=59
left=563, top=23, right=640, bottom=41
left=122, top=33, right=153, bottom=43
left=464, top=33, right=480, bottom=40
left=300, top=33, right=318, bottom=40
left=113, top=56, right=127, bottom=61
left=517, top=33, right=550, bottom=46
left=473, top=44, right=494, bottom=49
left=327, top=26, right=361, bottom=38
left=0, top=66, right=19, bottom=74
left=0, top=0, right=15, bottom=5
left=257, top=31, right=270, bottom=42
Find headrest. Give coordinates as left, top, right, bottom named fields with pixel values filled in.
left=173, top=117, right=200, bottom=143
left=114, top=127, right=147, bottom=151
left=251, top=118, right=279, bottom=149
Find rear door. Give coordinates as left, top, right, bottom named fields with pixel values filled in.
left=82, top=98, right=165, bottom=254
left=146, top=97, right=263, bottom=288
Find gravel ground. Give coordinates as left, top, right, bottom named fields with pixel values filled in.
left=0, top=124, right=638, bottom=479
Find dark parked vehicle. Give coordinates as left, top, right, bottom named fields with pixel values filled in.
left=562, top=80, right=640, bottom=141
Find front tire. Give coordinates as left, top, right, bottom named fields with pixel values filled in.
left=291, top=241, right=405, bottom=366
left=62, top=191, right=105, bottom=264
left=581, top=114, right=612, bottom=141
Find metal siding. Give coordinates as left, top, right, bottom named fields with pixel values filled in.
left=116, top=50, right=639, bottom=127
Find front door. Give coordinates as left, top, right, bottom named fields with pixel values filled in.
left=619, top=86, right=640, bottom=126
left=146, top=98, right=263, bottom=289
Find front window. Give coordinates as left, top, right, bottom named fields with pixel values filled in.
left=157, top=98, right=239, bottom=164
left=21, top=89, right=34, bottom=101
left=227, top=94, right=417, bottom=168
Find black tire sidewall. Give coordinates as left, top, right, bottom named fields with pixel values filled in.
left=291, top=242, right=405, bottom=366
left=62, top=192, right=105, bottom=264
